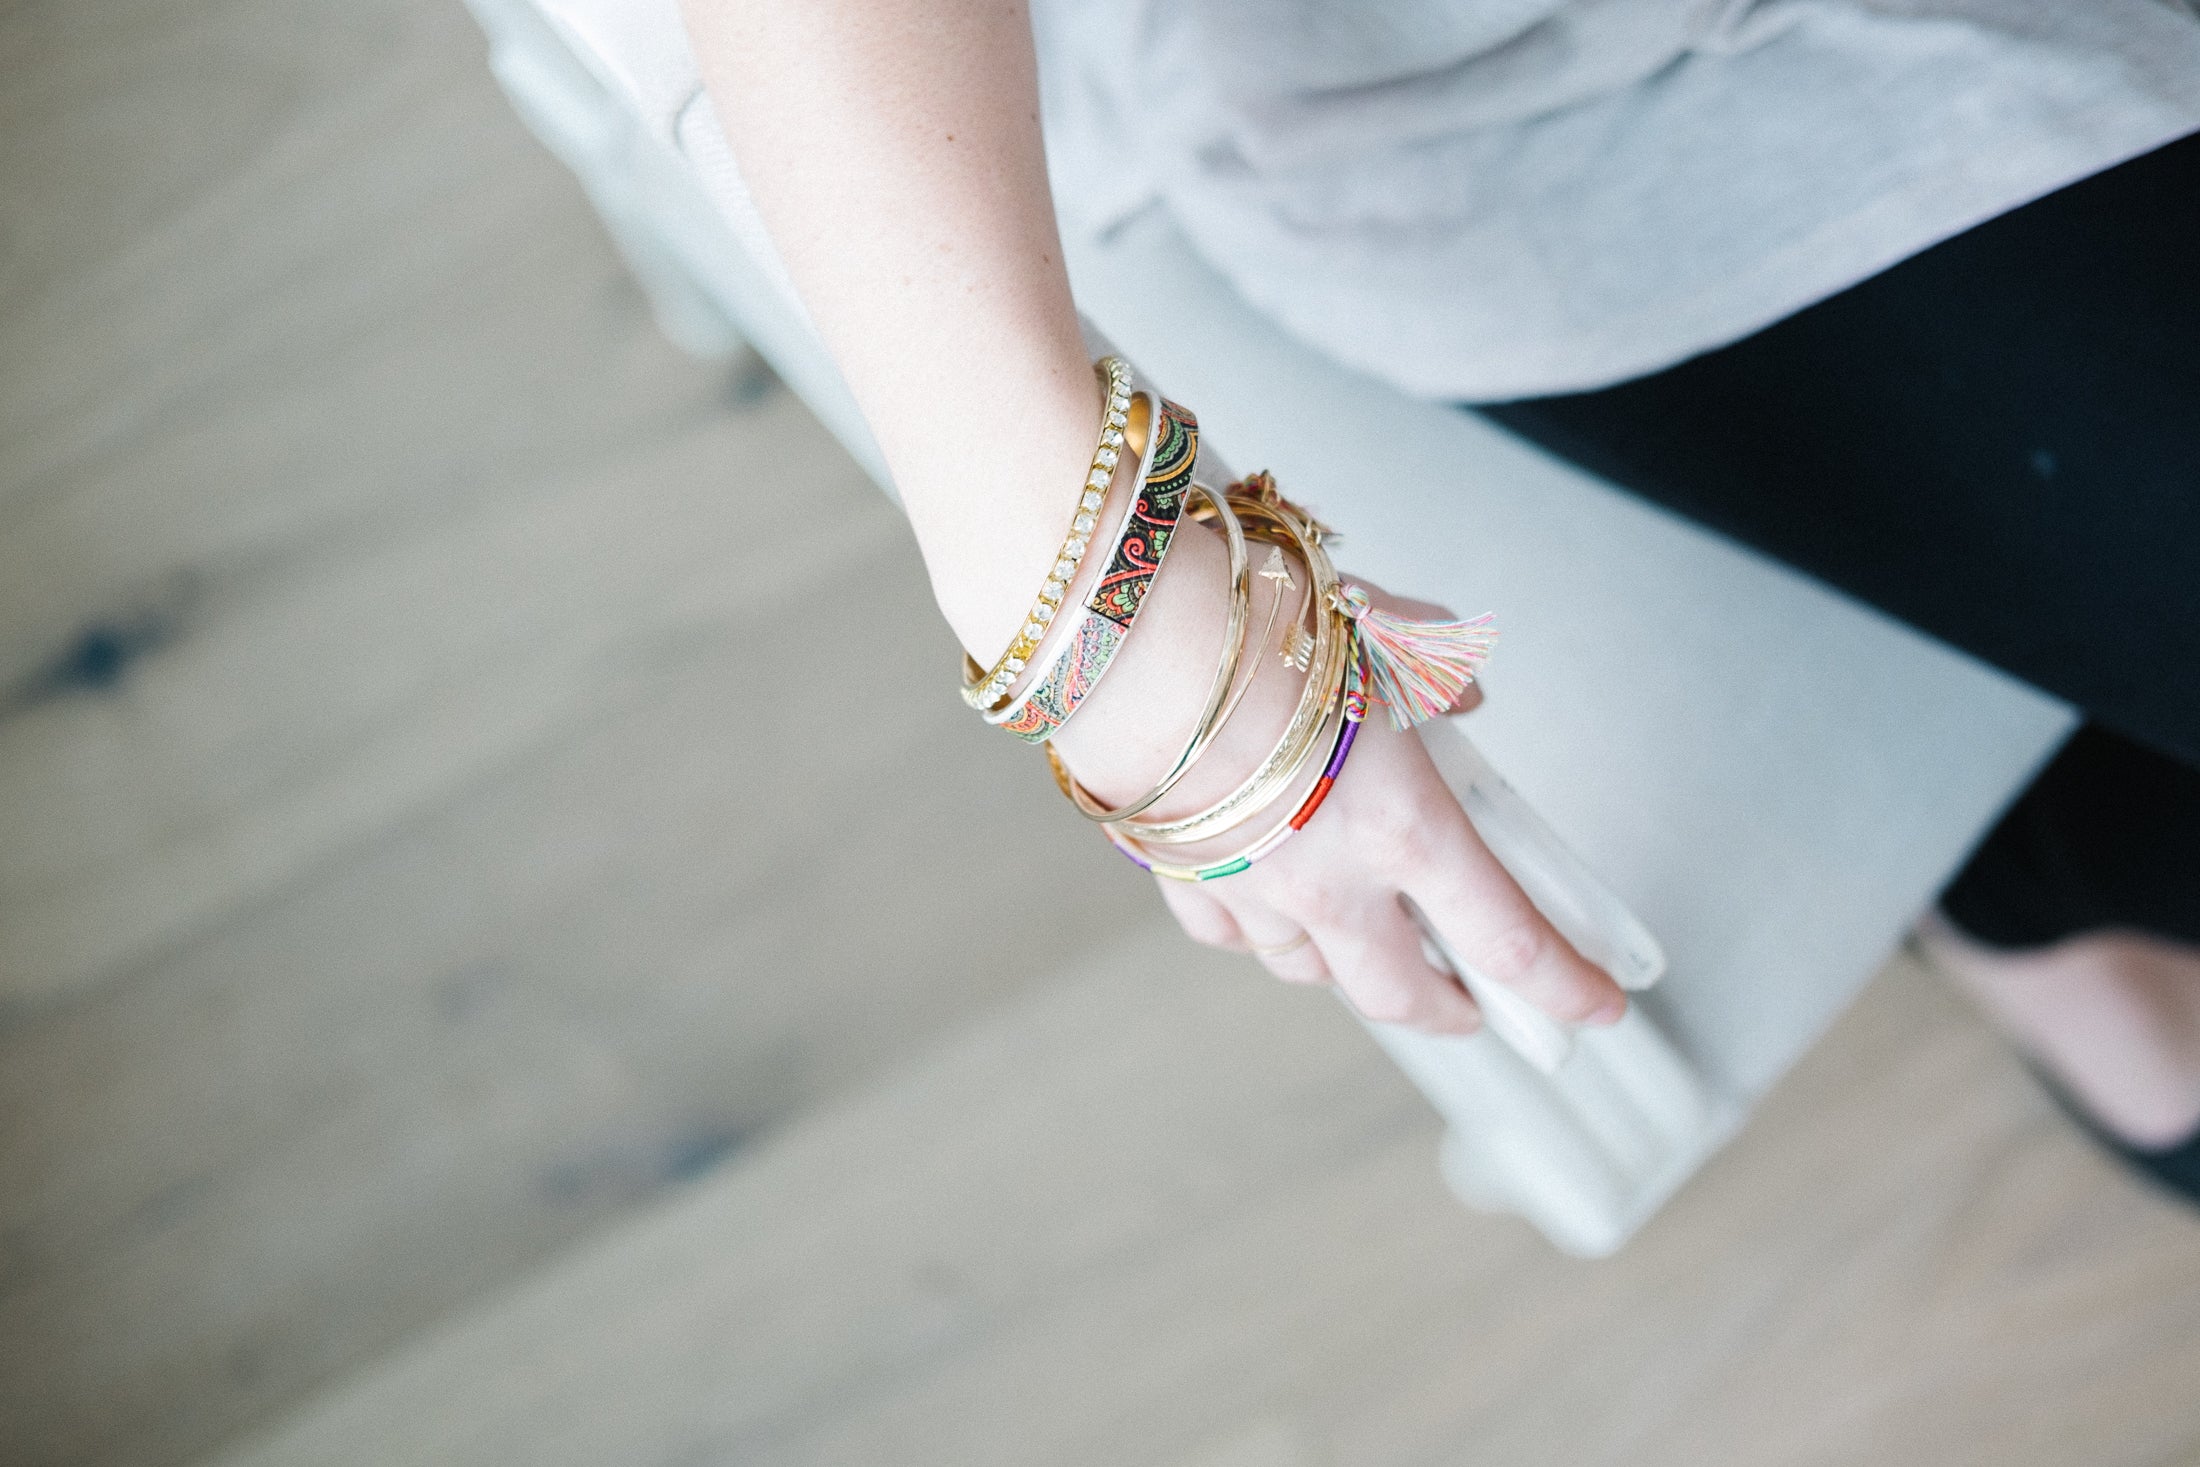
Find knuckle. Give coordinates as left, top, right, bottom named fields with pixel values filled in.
left=1350, top=984, right=1425, bottom=1027
left=1156, top=884, right=1238, bottom=942
left=1282, top=879, right=1349, bottom=930
left=1476, top=919, right=1548, bottom=985
left=1361, top=801, right=1439, bottom=870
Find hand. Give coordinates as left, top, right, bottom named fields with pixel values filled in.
left=689, top=0, right=1604, bottom=1032
left=1052, top=530, right=1628, bottom=1037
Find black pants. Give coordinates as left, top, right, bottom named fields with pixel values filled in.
left=1480, top=130, right=2200, bottom=951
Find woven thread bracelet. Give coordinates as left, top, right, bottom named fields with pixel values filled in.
left=960, top=355, right=1134, bottom=712
left=978, top=396, right=1199, bottom=742
left=1092, top=644, right=1368, bottom=882
left=1087, top=473, right=1496, bottom=877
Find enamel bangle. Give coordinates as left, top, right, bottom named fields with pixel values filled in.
left=960, top=356, right=1135, bottom=712
left=1053, top=486, right=1348, bottom=844
left=977, top=395, right=1200, bottom=741
left=1094, top=644, right=1369, bottom=882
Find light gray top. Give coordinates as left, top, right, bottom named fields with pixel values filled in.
left=1034, top=0, right=2200, bottom=400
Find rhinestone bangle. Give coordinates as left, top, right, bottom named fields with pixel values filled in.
left=960, top=355, right=1134, bottom=711
left=978, top=394, right=1197, bottom=742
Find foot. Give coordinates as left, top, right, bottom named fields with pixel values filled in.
left=1915, top=912, right=2200, bottom=1152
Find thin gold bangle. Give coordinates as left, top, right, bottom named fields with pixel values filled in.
left=1106, top=492, right=1347, bottom=843
left=960, top=356, right=1133, bottom=711
left=1213, top=542, right=1302, bottom=736
left=1048, top=489, right=1348, bottom=844
left=1064, top=481, right=1252, bottom=822
left=1095, top=640, right=1366, bottom=881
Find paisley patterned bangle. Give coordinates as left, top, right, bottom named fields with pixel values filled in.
left=1059, top=479, right=1253, bottom=823
left=960, top=355, right=1135, bottom=712
left=977, top=395, right=1200, bottom=742
left=1069, top=486, right=1349, bottom=845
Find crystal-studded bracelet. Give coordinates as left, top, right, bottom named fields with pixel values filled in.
left=972, top=394, right=1200, bottom=740
left=960, top=355, right=1135, bottom=712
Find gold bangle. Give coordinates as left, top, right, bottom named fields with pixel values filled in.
left=1047, top=486, right=1350, bottom=844
left=1112, top=492, right=1348, bottom=845
left=972, top=391, right=1186, bottom=740
left=1064, top=481, right=1253, bottom=822
left=1096, top=639, right=1365, bottom=882
left=1211, top=541, right=1303, bottom=737
left=961, top=356, right=1134, bottom=711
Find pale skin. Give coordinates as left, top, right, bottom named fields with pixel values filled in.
left=684, top=0, right=1626, bottom=1036
left=684, top=0, right=2200, bottom=1144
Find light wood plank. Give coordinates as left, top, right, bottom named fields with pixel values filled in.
left=201, top=950, right=2200, bottom=1467
left=0, top=557, right=1157, bottom=1463
left=0, top=0, right=771, bottom=1001
left=9, top=5, right=2200, bottom=1467
left=0, top=2, right=1156, bottom=1463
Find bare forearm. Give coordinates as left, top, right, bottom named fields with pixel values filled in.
left=682, top=0, right=1628, bottom=1036
left=685, top=0, right=1247, bottom=799
left=683, top=0, right=1098, bottom=658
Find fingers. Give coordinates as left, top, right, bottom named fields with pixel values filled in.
left=1246, top=925, right=1333, bottom=986
left=1395, top=790, right=1627, bottom=1026
left=1148, top=699, right=1605, bottom=1036
left=1156, top=880, right=1247, bottom=951
left=1158, top=880, right=1334, bottom=984
left=1314, top=892, right=1483, bottom=1035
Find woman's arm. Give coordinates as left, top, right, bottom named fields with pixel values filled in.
left=685, top=0, right=1089, bottom=658
left=683, top=0, right=1626, bottom=1032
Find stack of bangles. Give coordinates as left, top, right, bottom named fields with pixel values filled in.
left=957, top=355, right=1496, bottom=883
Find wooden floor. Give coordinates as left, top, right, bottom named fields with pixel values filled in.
left=205, top=944, right=2200, bottom=1467
left=2, top=4, right=2197, bottom=1467
left=0, top=4, right=1161, bottom=1463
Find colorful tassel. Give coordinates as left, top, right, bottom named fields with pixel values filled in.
left=1332, top=583, right=1496, bottom=730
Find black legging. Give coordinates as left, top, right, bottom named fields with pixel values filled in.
left=1479, top=129, right=2200, bottom=950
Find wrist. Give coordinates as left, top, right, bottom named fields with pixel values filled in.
left=1050, top=517, right=1311, bottom=826
left=906, top=366, right=1118, bottom=663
